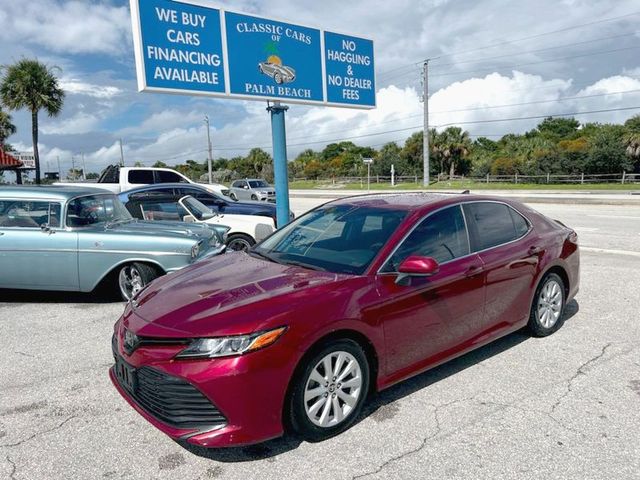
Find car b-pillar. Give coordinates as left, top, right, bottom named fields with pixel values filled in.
left=268, top=101, right=291, bottom=228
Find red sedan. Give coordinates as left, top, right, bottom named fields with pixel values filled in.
left=110, top=193, right=579, bottom=447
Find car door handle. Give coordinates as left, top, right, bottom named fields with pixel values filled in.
left=465, top=265, right=484, bottom=278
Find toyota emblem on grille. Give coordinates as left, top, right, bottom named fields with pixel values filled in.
left=124, top=329, right=140, bottom=354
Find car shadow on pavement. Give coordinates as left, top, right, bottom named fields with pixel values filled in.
left=181, top=300, right=579, bottom=463
left=0, top=288, right=123, bottom=304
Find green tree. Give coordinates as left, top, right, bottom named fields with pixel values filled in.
left=0, top=107, right=16, bottom=149
left=535, top=117, right=580, bottom=140
left=374, top=142, right=401, bottom=176
left=433, top=127, right=472, bottom=177
left=152, top=161, right=168, bottom=168
left=585, top=125, right=631, bottom=174
left=0, top=59, right=65, bottom=184
left=623, top=115, right=640, bottom=171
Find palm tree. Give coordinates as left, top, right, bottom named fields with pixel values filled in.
left=432, top=127, right=472, bottom=178
left=0, top=107, right=16, bottom=149
left=0, top=59, right=65, bottom=184
left=624, top=115, right=640, bottom=169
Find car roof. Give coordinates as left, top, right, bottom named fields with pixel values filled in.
left=0, top=185, right=114, bottom=202
left=325, top=192, right=519, bottom=212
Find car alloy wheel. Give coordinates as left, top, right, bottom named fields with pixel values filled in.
left=538, top=278, right=563, bottom=328
left=304, top=351, right=363, bottom=428
left=289, top=339, right=370, bottom=441
left=527, top=272, right=566, bottom=337
left=275, top=72, right=283, bottom=84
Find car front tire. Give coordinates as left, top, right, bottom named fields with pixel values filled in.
left=527, top=272, right=566, bottom=337
left=229, top=192, right=238, bottom=201
left=288, top=339, right=370, bottom=442
left=118, top=262, right=158, bottom=301
left=226, top=233, right=255, bottom=252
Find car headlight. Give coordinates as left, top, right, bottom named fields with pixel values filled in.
left=175, top=327, right=286, bottom=359
left=191, top=242, right=200, bottom=259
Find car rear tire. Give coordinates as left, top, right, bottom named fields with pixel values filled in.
left=226, top=233, right=255, bottom=252
left=288, top=339, right=370, bottom=442
left=118, top=262, right=158, bottom=301
left=527, top=272, right=566, bottom=337
left=275, top=73, right=283, bottom=84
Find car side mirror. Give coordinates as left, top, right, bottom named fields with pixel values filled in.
left=182, top=215, right=196, bottom=223
left=243, top=185, right=249, bottom=189
left=395, top=256, right=439, bottom=286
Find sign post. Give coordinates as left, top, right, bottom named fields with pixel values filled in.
left=268, top=102, right=290, bottom=228
left=363, top=157, right=373, bottom=193
left=129, top=0, right=376, bottom=227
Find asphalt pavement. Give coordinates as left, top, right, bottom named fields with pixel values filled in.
left=1, top=199, right=639, bottom=480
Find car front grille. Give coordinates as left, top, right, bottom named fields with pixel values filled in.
left=133, top=367, right=227, bottom=429
left=112, top=339, right=226, bottom=430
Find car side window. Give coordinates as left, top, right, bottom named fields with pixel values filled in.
left=156, top=170, right=187, bottom=183
left=382, top=205, right=470, bottom=272
left=128, top=170, right=154, bottom=184
left=464, top=202, right=528, bottom=251
left=0, top=201, right=61, bottom=228
left=231, top=181, right=240, bottom=188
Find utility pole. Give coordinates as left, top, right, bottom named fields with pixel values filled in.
left=119, top=139, right=125, bottom=167
left=57, top=156, right=61, bottom=180
left=204, top=115, right=213, bottom=184
left=71, top=155, right=76, bottom=181
left=422, top=60, right=430, bottom=188
left=81, top=153, right=86, bottom=181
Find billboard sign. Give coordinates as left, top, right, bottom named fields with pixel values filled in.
left=130, top=0, right=376, bottom=108
left=17, top=153, right=36, bottom=170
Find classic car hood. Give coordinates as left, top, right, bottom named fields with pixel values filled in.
left=107, top=219, right=215, bottom=242
left=130, top=252, right=348, bottom=336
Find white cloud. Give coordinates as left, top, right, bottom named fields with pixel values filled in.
left=0, top=1, right=131, bottom=55
left=59, top=79, right=123, bottom=99
left=40, top=112, right=101, bottom=135
left=117, top=109, right=204, bottom=136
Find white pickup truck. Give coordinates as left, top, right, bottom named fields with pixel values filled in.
left=54, top=165, right=229, bottom=196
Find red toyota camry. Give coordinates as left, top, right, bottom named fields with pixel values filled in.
left=110, top=193, right=579, bottom=447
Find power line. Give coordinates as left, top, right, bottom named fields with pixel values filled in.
left=429, top=45, right=640, bottom=78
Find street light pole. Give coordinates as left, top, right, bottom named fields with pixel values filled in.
left=205, top=115, right=213, bottom=184
left=423, top=60, right=430, bottom=188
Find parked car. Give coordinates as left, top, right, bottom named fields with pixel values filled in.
left=110, top=193, right=579, bottom=447
left=258, top=62, right=296, bottom=84
left=55, top=165, right=229, bottom=197
left=0, top=186, right=226, bottom=299
left=119, top=183, right=294, bottom=227
left=123, top=192, right=275, bottom=251
left=229, top=179, right=275, bottom=202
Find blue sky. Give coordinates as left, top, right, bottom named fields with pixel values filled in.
left=1, top=0, right=640, bottom=177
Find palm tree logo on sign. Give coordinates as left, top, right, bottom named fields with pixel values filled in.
left=258, top=40, right=296, bottom=85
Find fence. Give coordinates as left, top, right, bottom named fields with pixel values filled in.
left=293, top=172, right=640, bottom=186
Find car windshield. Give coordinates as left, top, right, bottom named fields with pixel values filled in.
left=249, top=180, right=269, bottom=188
left=66, top=194, right=132, bottom=228
left=253, top=204, right=407, bottom=275
left=181, top=196, right=215, bottom=220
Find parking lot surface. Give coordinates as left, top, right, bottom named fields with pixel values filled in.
left=1, top=200, right=639, bottom=480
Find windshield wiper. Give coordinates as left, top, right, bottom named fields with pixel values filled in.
left=280, top=259, right=327, bottom=272
left=248, top=249, right=279, bottom=264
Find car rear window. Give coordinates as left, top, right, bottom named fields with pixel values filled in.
left=128, top=170, right=154, bottom=184
left=464, top=202, right=529, bottom=251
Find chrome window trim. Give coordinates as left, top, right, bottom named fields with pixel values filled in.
left=376, top=200, right=532, bottom=275
left=63, top=192, right=129, bottom=229
left=0, top=198, right=65, bottom=230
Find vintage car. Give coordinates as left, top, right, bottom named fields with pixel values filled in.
left=0, top=186, right=226, bottom=299
left=123, top=193, right=276, bottom=251
left=258, top=62, right=296, bottom=84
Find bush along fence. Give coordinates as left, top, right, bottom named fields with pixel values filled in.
left=292, top=172, right=640, bottom=186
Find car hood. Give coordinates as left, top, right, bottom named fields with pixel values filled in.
left=107, top=219, right=215, bottom=242
left=128, top=253, right=348, bottom=337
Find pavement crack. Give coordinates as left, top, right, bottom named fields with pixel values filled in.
left=5, top=456, right=17, bottom=480
left=352, top=395, right=479, bottom=480
left=13, top=351, right=35, bottom=358
left=551, top=343, right=612, bottom=413
left=0, top=416, right=77, bottom=448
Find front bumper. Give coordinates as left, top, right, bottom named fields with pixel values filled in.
left=109, top=319, right=293, bottom=447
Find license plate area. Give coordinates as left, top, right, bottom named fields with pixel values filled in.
left=114, top=355, right=137, bottom=394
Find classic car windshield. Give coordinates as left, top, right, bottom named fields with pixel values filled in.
left=181, top=196, right=215, bottom=220
left=66, top=194, right=133, bottom=228
left=253, top=204, right=406, bottom=275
